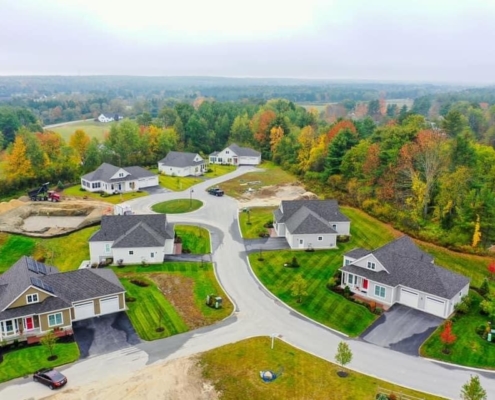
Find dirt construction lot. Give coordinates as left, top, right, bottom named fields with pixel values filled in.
left=237, top=183, right=318, bottom=208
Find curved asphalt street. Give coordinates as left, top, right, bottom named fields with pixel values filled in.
left=2, top=166, right=494, bottom=399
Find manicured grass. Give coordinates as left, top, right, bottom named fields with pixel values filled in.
left=239, top=207, right=276, bottom=239
left=203, top=164, right=236, bottom=178
left=0, top=341, right=80, bottom=383
left=218, top=161, right=298, bottom=198
left=114, top=262, right=233, bottom=340
left=421, top=291, right=495, bottom=369
left=63, top=185, right=148, bottom=204
left=200, top=337, right=445, bottom=400
left=0, top=226, right=98, bottom=273
left=152, top=199, right=203, bottom=214
left=153, top=171, right=203, bottom=191
left=175, top=225, right=211, bottom=254
left=48, top=120, right=116, bottom=142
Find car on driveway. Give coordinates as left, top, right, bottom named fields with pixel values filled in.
left=207, top=188, right=224, bottom=196
left=33, top=368, right=67, bottom=390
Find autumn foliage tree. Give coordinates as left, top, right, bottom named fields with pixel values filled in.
left=439, top=320, right=457, bottom=354
left=487, top=260, right=495, bottom=280
left=4, top=135, right=34, bottom=182
left=69, top=129, right=90, bottom=163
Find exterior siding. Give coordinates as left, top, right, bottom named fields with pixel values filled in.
left=352, top=254, right=387, bottom=272
left=90, top=241, right=113, bottom=264
left=164, top=239, right=175, bottom=256
left=340, top=273, right=394, bottom=305
left=9, top=287, right=52, bottom=309
left=289, top=233, right=337, bottom=249
left=159, top=164, right=206, bottom=177
left=118, top=293, right=125, bottom=310
left=39, top=309, right=72, bottom=332
left=112, top=246, right=165, bottom=265
left=333, top=221, right=350, bottom=236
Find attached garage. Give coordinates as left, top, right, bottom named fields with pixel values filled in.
left=400, top=288, right=419, bottom=308
left=99, top=296, right=121, bottom=315
left=425, top=296, right=446, bottom=317
left=74, top=301, right=96, bottom=320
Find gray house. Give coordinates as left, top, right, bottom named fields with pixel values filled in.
left=89, top=214, right=175, bottom=265
left=340, top=236, right=470, bottom=318
left=273, top=200, right=350, bottom=249
left=158, top=151, right=207, bottom=177
left=81, top=163, right=159, bottom=194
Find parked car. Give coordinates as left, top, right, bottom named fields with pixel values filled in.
left=207, top=188, right=224, bottom=197
left=33, top=368, right=67, bottom=390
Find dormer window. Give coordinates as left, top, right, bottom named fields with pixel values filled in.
left=119, top=173, right=124, bottom=177
left=367, top=261, right=376, bottom=270
left=226, top=150, right=229, bottom=154
left=27, top=293, right=39, bottom=304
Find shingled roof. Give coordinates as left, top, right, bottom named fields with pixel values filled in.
left=226, top=143, right=260, bottom=157
left=274, top=200, right=349, bottom=235
left=340, top=236, right=469, bottom=299
left=89, top=214, right=174, bottom=247
left=82, top=163, right=155, bottom=183
left=159, top=151, right=205, bottom=168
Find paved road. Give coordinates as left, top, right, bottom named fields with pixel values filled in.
left=2, top=166, right=495, bottom=400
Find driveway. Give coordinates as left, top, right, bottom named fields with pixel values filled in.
left=360, top=304, right=443, bottom=355
left=144, top=185, right=169, bottom=195
left=244, top=237, right=291, bottom=253
left=73, top=312, right=140, bottom=358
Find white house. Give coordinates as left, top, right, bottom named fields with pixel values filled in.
left=89, top=214, right=175, bottom=265
left=340, top=236, right=470, bottom=318
left=209, top=143, right=261, bottom=166
left=96, top=114, right=114, bottom=123
left=158, top=151, right=207, bottom=177
left=273, top=199, right=350, bottom=250
left=81, top=163, right=159, bottom=194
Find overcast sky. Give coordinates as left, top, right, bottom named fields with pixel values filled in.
left=1, top=0, right=494, bottom=83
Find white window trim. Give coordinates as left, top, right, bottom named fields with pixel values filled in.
left=48, top=312, right=63, bottom=327
left=367, top=261, right=376, bottom=270
left=26, top=293, right=39, bottom=304
left=317, top=236, right=323, bottom=241
left=129, top=250, right=134, bottom=255
left=374, top=285, right=386, bottom=298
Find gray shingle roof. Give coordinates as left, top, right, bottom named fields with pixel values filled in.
left=89, top=215, right=174, bottom=246
left=210, top=151, right=219, bottom=157
left=159, top=151, right=205, bottom=168
left=340, top=236, right=470, bottom=299
left=345, top=248, right=371, bottom=259
left=285, top=207, right=337, bottom=234
left=227, top=143, right=261, bottom=157
left=0, top=297, right=71, bottom=319
left=82, top=163, right=155, bottom=183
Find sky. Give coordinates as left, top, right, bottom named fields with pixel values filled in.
left=1, top=0, right=494, bottom=83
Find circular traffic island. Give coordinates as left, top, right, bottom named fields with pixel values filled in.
left=152, top=199, right=203, bottom=214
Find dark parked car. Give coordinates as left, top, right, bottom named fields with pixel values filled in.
left=207, top=188, right=224, bottom=196
left=33, top=368, right=67, bottom=390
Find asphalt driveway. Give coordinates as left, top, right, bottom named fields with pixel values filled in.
left=73, top=312, right=140, bottom=358
left=244, top=237, right=291, bottom=253
left=360, top=304, right=442, bottom=355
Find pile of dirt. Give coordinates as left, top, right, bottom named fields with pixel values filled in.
left=238, top=183, right=317, bottom=208
left=44, top=356, right=220, bottom=400
left=0, top=199, right=25, bottom=215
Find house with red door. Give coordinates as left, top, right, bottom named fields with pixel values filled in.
left=340, top=236, right=470, bottom=318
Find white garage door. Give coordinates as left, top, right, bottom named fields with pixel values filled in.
left=425, top=296, right=446, bottom=317
left=100, top=296, right=120, bottom=315
left=74, top=301, right=95, bottom=320
left=400, top=288, right=419, bottom=308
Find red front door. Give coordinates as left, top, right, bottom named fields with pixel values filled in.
left=25, top=317, right=33, bottom=330
left=362, top=279, right=369, bottom=290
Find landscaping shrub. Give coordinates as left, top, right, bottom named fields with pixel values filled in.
left=343, top=285, right=351, bottom=298
left=304, top=246, right=315, bottom=252
left=374, top=307, right=383, bottom=315
left=130, top=279, right=149, bottom=287
left=337, top=235, right=350, bottom=243
left=476, top=324, right=486, bottom=337
left=326, top=278, right=337, bottom=290
left=263, top=220, right=274, bottom=228
left=369, top=301, right=376, bottom=313
left=388, top=393, right=397, bottom=400
left=258, top=231, right=269, bottom=238
left=125, top=295, right=137, bottom=303
left=182, top=248, right=192, bottom=254
left=480, top=278, right=490, bottom=297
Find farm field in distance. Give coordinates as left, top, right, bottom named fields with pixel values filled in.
left=46, top=120, right=118, bottom=141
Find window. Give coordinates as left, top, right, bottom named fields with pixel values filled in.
left=367, top=261, right=376, bottom=270
left=218, top=158, right=222, bottom=163
left=227, top=158, right=232, bottom=163
left=129, top=251, right=134, bottom=255
left=347, top=273, right=354, bottom=284
left=105, top=243, right=111, bottom=253
left=226, top=150, right=230, bottom=154
left=150, top=252, right=155, bottom=258
left=3, top=320, right=14, bottom=333
left=119, top=173, right=124, bottom=177
left=317, top=236, right=323, bottom=241
left=345, top=259, right=351, bottom=266
left=48, top=313, right=63, bottom=327
left=374, top=285, right=386, bottom=298
left=26, top=293, right=39, bottom=304
left=210, top=157, right=216, bottom=163
left=332, top=224, right=337, bottom=230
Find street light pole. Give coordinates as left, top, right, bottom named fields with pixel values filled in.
left=190, top=189, right=194, bottom=208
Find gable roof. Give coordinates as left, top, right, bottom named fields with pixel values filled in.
left=82, top=163, right=155, bottom=183
left=158, top=151, right=205, bottom=168
left=341, top=236, right=470, bottom=299
left=345, top=248, right=371, bottom=259
left=227, top=143, right=261, bottom=157
left=89, top=214, right=174, bottom=246
left=285, top=207, right=337, bottom=234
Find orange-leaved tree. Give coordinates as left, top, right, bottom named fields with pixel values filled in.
left=439, top=320, right=457, bottom=354
left=487, top=260, right=495, bottom=280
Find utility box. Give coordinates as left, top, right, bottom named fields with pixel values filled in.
left=206, top=294, right=223, bottom=309
left=114, top=204, right=133, bottom=215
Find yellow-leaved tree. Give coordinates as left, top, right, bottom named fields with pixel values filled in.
left=4, top=135, right=34, bottom=182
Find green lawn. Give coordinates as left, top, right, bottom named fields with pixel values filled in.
left=152, top=171, right=203, bottom=191
left=47, top=120, right=117, bottom=142
left=152, top=199, right=203, bottom=214
left=421, top=291, right=495, bottom=369
left=0, top=341, right=80, bottom=383
left=217, top=161, right=298, bottom=198
left=63, top=185, right=148, bottom=204
left=175, top=225, right=211, bottom=254
left=0, top=226, right=98, bottom=273
left=115, top=262, right=233, bottom=340
left=203, top=164, right=236, bottom=178
left=239, top=207, right=276, bottom=239
left=200, top=337, right=445, bottom=400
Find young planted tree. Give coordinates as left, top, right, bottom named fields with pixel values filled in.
left=290, top=275, right=308, bottom=304
left=40, top=330, right=58, bottom=361
left=439, top=320, right=457, bottom=354
left=487, top=260, right=495, bottom=281
left=460, top=375, right=487, bottom=400
left=334, top=341, right=353, bottom=377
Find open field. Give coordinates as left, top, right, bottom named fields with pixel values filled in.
left=201, top=337, right=445, bottom=400
left=63, top=185, right=148, bottom=204
left=203, top=164, right=236, bottom=178
left=46, top=120, right=117, bottom=142
left=157, top=174, right=203, bottom=191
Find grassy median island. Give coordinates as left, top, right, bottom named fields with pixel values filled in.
left=63, top=185, right=148, bottom=204
left=115, top=262, right=232, bottom=341
left=152, top=199, right=203, bottom=214
left=175, top=225, right=211, bottom=254
left=200, top=337, right=445, bottom=400
left=0, top=341, right=80, bottom=383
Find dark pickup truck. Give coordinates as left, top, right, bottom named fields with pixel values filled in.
left=207, top=188, right=224, bottom=197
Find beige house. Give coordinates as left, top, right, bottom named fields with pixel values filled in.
left=0, top=257, right=126, bottom=344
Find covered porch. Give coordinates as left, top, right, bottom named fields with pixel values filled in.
left=0, top=315, right=41, bottom=343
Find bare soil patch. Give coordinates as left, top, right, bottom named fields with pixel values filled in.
left=149, top=273, right=207, bottom=330
left=43, top=355, right=219, bottom=400
left=238, top=182, right=318, bottom=208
